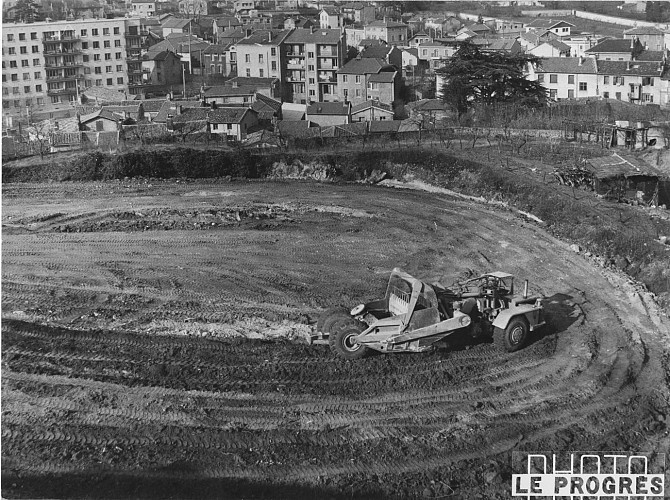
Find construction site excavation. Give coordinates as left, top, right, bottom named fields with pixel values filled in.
left=2, top=162, right=670, bottom=498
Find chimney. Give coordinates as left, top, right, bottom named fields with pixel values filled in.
left=578, top=56, right=583, bottom=65
left=246, top=28, right=252, bottom=37
left=630, top=37, right=634, bottom=49
left=232, top=80, right=238, bottom=88
left=178, top=105, right=184, bottom=115
left=268, top=31, right=272, bottom=42
left=626, top=60, right=631, bottom=70
left=310, top=25, right=314, bottom=34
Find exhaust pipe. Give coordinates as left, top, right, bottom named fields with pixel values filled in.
left=523, top=280, right=528, bottom=299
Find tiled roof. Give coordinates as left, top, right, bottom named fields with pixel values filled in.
left=143, top=50, right=177, bottom=61
left=351, top=100, right=393, bottom=113
left=236, top=29, right=292, bottom=45
left=204, top=43, right=229, bottom=54
left=252, top=94, right=282, bottom=119
left=321, top=6, right=338, bottom=15
left=585, top=38, right=633, bottom=54
left=369, top=120, right=400, bottom=133
left=402, top=47, right=418, bottom=57
left=536, top=57, right=598, bottom=74
left=154, top=100, right=205, bottom=123
left=277, top=120, right=319, bottom=137
left=544, top=38, right=571, bottom=51
left=81, top=86, right=128, bottom=103
left=254, top=93, right=282, bottom=112
left=337, top=57, right=388, bottom=75
left=484, top=39, right=518, bottom=51
left=306, top=102, right=350, bottom=116
left=635, top=50, right=666, bottom=61
left=102, top=104, right=142, bottom=113
left=80, top=108, right=120, bottom=123
left=358, top=38, right=387, bottom=47
left=220, top=27, right=246, bottom=38
left=367, top=71, right=396, bottom=83
left=162, top=18, right=191, bottom=29
left=596, top=60, right=663, bottom=76
left=209, top=107, right=254, bottom=124
left=139, top=99, right=166, bottom=113
left=172, top=108, right=209, bottom=123
left=408, top=99, right=447, bottom=112
left=360, top=45, right=393, bottom=59
left=285, top=28, right=343, bottom=44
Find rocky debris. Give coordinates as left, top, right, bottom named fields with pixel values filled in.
left=270, top=160, right=335, bottom=181
left=569, top=243, right=581, bottom=253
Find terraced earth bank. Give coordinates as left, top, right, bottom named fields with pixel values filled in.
left=2, top=179, right=670, bottom=499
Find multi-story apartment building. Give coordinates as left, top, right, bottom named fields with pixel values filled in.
left=283, top=28, right=345, bottom=104
left=131, top=0, right=157, bottom=17
left=336, top=56, right=397, bottom=105
left=597, top=60, right=664, bottom=104
left=2, top=17, right=142, bottom=117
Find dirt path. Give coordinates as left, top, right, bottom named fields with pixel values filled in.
left=2, top=179, right=669, bottom=499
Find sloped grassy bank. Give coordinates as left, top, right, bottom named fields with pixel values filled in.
left=4, top=147, right=670, bottom=302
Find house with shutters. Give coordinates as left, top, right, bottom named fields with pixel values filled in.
left=531, top=57, right=599, bottom=101
left=623, top=26, right=666, bottom=51
left=208, top=106, right=259, bottom=140
left=360, top=44, right=402, bottom=71
left=585, top=38, right=644, bottom=61
left=319, top=7, right=343, bottom=30
left=364, top=19, right=409, bottom=45
left=350, top=100, right=394, bottom=122
left=525, top=19, right=575, bottom=38
left=336, top=56, right=398, bottom=105
left=229, top=29, right=292, bottom=88
left=597, top=60, right=665, bottom=104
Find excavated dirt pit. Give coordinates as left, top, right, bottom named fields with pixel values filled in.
left=2, top=179, right=669, bottom=499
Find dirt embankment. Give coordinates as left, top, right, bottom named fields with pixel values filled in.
left=2, top=180, right=670, bottom=499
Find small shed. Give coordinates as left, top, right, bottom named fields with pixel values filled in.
left=586, top=153, right=667, bottom=205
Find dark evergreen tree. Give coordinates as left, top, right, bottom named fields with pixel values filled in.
left=436, top=41, right=547, bottom=118
left=15, top=0, right=40, bottom=22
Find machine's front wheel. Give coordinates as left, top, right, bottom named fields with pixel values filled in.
left=330, top=323, right=370, bottom=360
left=495, top=317, right=529, bottom=352
left=316, top=307, right=350, bottom=334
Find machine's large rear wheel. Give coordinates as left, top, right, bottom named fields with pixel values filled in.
left=330, top=320, right=369, bottom=360
left=316, top=307, right=350, bottom=335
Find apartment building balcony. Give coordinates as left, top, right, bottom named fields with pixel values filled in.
left=44, top=34, right=80, bottom=42
left=317, top=47, right=337, bottom=57
left=45, top=61, right=83, bottom=69
left=47, top=87, right=78, bottom=96
left=287, top=61, right=305, bottom=69
left=317, top=62, right=338, bottom=70
left=46, top=73, right=81, bottom=82
left=285, top=51, right=305, bottom=57
left=286, top=75, right=305, bottom=82
left=128, top=66, right=144, bottom=74
left=318, top=74, right=336, bottom=82
left=43, top=48, right=83, bottom=56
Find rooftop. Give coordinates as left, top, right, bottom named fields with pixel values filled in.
left=351, top=100, right=393, bottom=113
left=285, top=28, right=343, bottom=44
left=536, top=57, right=598, bottom=74
left=337, top=57, right=391, bottom=75
left=596, top=60, right=663, bottom=76
left=306, top=101, right=350, bottom=116
left=585, top=38, right=634, bottom=54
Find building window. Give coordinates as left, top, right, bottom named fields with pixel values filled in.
left=106, top=66, right=112, bottom=73
left=11, top=74, right=18, bottom=81
left=549, top=74, right=557, bottom=83
left=93, top=41, right=100, bottom=49
left=23, top=73, right=30, bottom=80
left=24, top=85, right=30, bottom=93
left=106, top=78, right=112, bottom=85
left=104, top=41, right=111, bottom=48
left=308, top=64, right=314, bottom=71
left=105, top=53, right=111, bottom=60
left=355, top=89, right=360, bottom=97
left=568, top=75, right=574, bottom=84
left=114, top=27, right=120, bottom=35
left=549, top=89, right=557, bottom=99
left=271, top=61, right=276, bottom=71
left=643, top=93, right=653, bottom=102
left=537, top=74, right=544, bottom=83
left=92, top=29, right=99, bottom=36
left=31, top=32, right=37, bottom=40
left=81, top=29, right=87, bottom=36
left=22, top=60, right=29, bottom=67
left=94, top=54, right=100, bottom=61
left=116, top=65, right=122, bottom=72
left=603, top=76, right=609, bottom=84
left=642, top=77, right=654, bottom=86
left=115, top=40, right=121, bottom=47
left=83, top=55, right=90, bottom=62
left=355, top=75, right=361, bottom=83
left=34, top=71, right=40, bottom=78
left=309, top=89, right=315, bottom=96
left=96, top=79, right=102, bottom=85
left=579, top=82, right=587, bottom=91
left=19, top=33, right=26, bottom=41
left=246, top=68, right=251, bottom=77
left=19, top=45, right=27, bottom=54
left=117, top=77, right=123, bottom=84
left=36, top=85, right=42, bottom=92
left=258, top=54, right=263, bottom=62
left=7, top=34, right=14, bottom=42
left=343, top=75, right=348, bottom=82
left=95, top=67, right=102, bottom=74
left=32, top=45, right=39, bottom=53
left=245, top=54, right=250, bottom=62
left=568, top=89, right=574, bottom=98
left=37, top=97, right=44, bottom=104
left=82, top=42, right=89, bottom=49
left=603, top=91, right=609, bottom=98
left=271, top=47, right=276, bottom=56
left=308, top=51, right=314, bottom=58
left=33, top=58, right=39, bottom=65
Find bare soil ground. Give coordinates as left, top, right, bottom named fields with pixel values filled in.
left=2, top=178, right=670, bottom=499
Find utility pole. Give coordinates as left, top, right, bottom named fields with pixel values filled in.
left=188, top=20, right=193, bottom=75
left=182, top=64, right=186, bottom=98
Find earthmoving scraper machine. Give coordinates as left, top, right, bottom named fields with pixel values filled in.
left=315, top=268, right=545, bottom=360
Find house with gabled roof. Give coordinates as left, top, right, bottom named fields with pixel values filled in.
left=351, top=100, right=394, bottom=122
left=336, top=56, right=398, bottom=105
left=252, top=93, right=282, bottom=122
left=208, top=106, right=259, bottom=140
left=319, top=6, right=343, bottom=30
left=525, top=19, right=575, bottom=38
left=624, top=26, right=666, bottom=51
left=529, top=39, right=571, bottom=58
left=79, top=108, right=122, bottom=132
left=305, top=101, right=351, bottom=126
left=360, top=44, right=402, bottom=70
left=585, top=38, right=644, bottom=61
left=364, top=19, right=409, bottom=45
left=531, top=57, right=599, bottom=101
left=153, top=100, right=205, bottom=124
left=598, top=60, right=665, bottom=104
